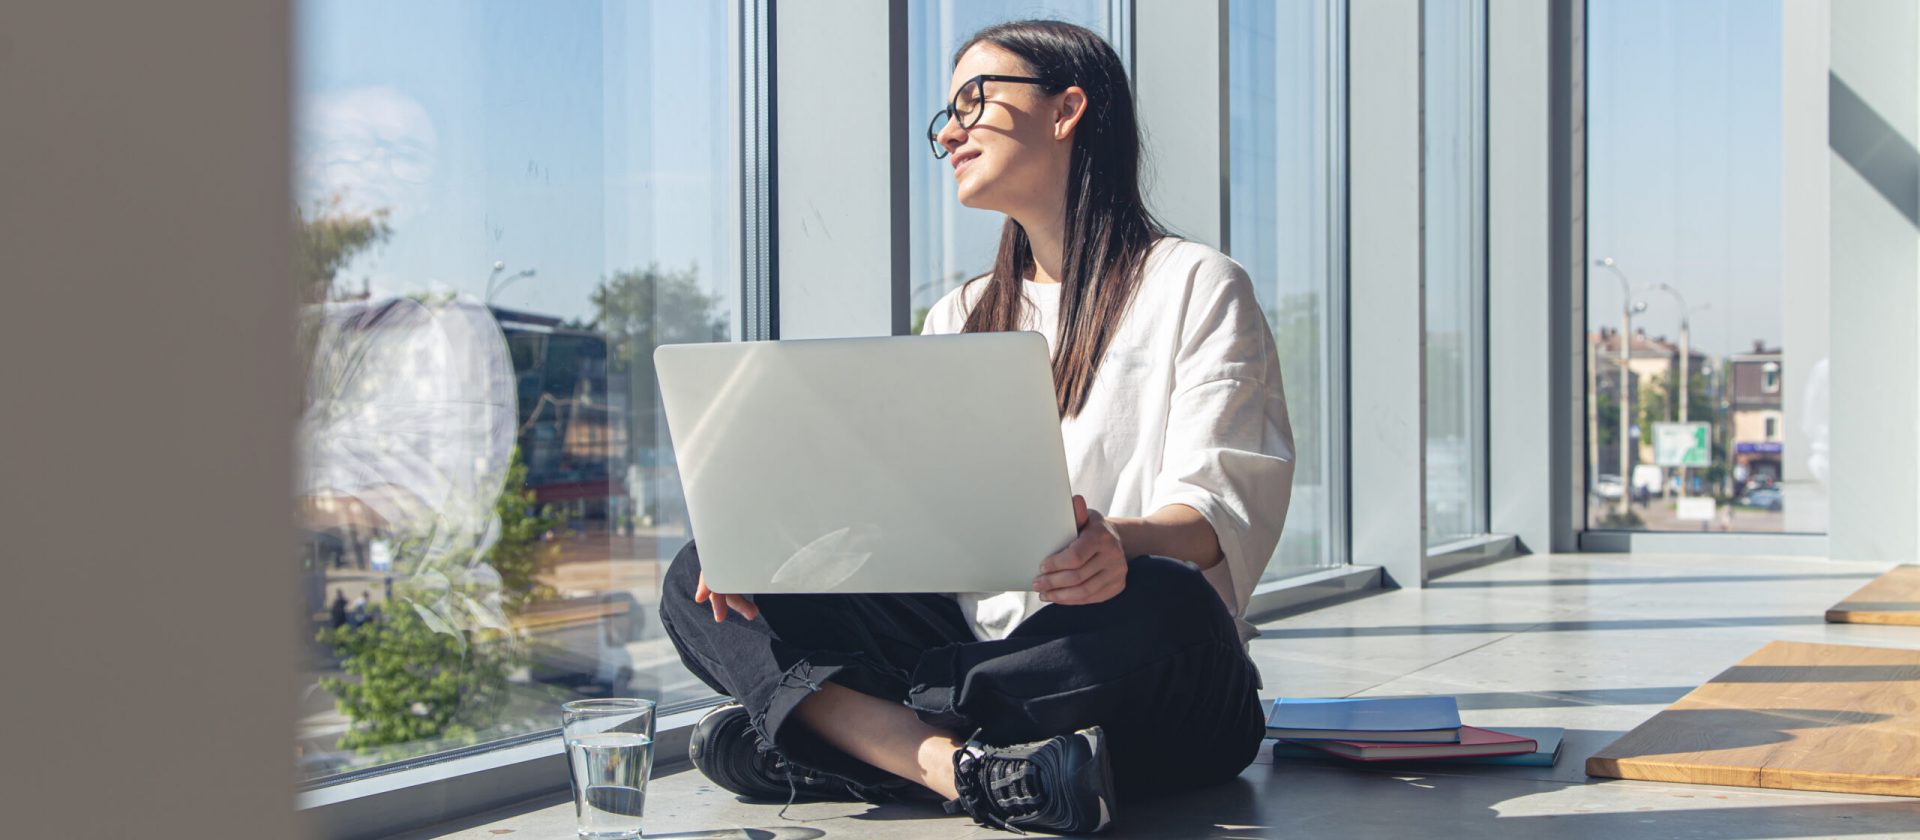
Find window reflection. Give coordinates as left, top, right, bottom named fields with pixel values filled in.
left=294, top=0, right=736, bottom=780
left=1228, top=0, right=1346, bottom=578
left=1423, top=0, right=1488, bottom=546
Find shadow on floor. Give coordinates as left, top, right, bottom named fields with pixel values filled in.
left=1101, top=760, right=1920, bottom=839
left=1446, top=686, right=1696, bottom=709
left=1591, top=707, right=1891, bottom=757
left=1257, top=615, right=1827, bottom=639
left=1427, top=572, right=1879, bottom=589
left=1714, top=664, right=1920, bottom=683
left=650, top=830, right=827, bottom=840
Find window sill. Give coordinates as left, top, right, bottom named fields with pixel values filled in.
left=1579, top=529, right=1828, bottom=555
left=1245, top=564, right=1382, bottom=619
left=1425, top=533, right=1521, bottom=581
left=301, top=704, right=714, bottom=840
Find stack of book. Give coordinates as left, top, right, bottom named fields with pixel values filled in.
left=1265, top=696, right=1563, bottom=766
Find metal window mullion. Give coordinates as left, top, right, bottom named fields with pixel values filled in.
left=1135, top=0, right=1228, bottom=250
left=1330, top=0, right=1352, bottom=568
left=741, top=0, right=777, bottom=341
left=1346, top=0, right=1427, bottom=587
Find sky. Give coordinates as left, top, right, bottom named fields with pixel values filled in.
left=295, top=0, right=736, bottom=325
left=296, top=0, right=1793, bottom=359
left=1586, top=0, right=1786, bottom=358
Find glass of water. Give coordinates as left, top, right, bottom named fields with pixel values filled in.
left=562, top=698, right=657, bottom=839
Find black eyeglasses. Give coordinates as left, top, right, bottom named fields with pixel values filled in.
left=927, top=74, right=1057, bottom=159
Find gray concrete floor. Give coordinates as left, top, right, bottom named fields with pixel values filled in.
left=402, top=552, right=1920, bottom=839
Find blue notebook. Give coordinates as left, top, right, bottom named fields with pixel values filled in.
left=1271, top=727, right=1566, bottom=767
left=1266, top=696, right=1462, bottom=742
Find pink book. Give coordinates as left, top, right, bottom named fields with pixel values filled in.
left=1289, top=726, right=1537, bottom=762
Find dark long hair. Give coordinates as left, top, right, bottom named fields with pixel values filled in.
left=953, top=20, right=1164, bottom=419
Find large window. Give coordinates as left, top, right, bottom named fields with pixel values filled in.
left=1228, top=0, right=1347, bottom=579
left=910, top=2, right=1344, bottom=581
left=293, top=1, right=738, bottom=781
left=907, top=0, right=1115, bottom=332
left=1585, top=0, right=1826, bottom=534
left=1423, top=0, right=1488, bottom=546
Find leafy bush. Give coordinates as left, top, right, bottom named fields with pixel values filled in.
left=318, top=448, right=561, bottom=751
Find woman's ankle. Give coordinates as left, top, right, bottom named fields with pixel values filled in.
left=917, top=735, right=964, bottom=800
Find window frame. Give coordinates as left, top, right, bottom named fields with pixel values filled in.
left=1220, top=0, right=1354, bottom=584
left=300, top=0, right=1381, bottom=834
left=294, top=0, right=772, bottom=832
left=1420, top=0, right=1493, bottom=549
left=1567, top=0, right=1826, bottom=552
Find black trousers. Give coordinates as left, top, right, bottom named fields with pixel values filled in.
left=658, top=540, right=1266, bottom=800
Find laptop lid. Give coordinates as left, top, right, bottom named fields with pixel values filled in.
left=654, top=331, right=1077, bottom=594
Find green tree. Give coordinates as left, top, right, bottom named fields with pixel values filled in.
left=1635, top=373, right=1726, bottom=494
left=318, top=603, right=514, bottom=752
left=319, top=447, right=558, bottom=751
left=1635, top=373, right=1714, bottom=439
left=488, top=450, right=563, bottom=614
left=588, top=264, right=726, bottom=518
left=295, top=194, right=391, bottom=305
left=589, top=263, right=729, bottom=370
left=1595, top=390, right=1619, bottom=450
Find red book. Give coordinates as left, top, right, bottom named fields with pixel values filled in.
left=1288, top=726, right=1537, bottom=761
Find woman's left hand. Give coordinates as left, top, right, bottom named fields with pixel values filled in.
left=1033, top=495, right=1128, bottom=605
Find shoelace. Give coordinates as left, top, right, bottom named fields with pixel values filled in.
left=753, top=679, right=830, bottom=821
left=947, top=730, right=1057, bottom=834
left=761, top=733, right=879, bottom=819
left=984, top=756, right=1042, bottom=815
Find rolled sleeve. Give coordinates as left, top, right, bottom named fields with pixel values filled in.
left=1147, top=259, right=1295, bottom=630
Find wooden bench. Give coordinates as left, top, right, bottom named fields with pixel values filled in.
left=1826, top=565, right=1920, bottom=626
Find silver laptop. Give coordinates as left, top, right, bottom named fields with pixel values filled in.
left=653, top=332, right=1077, bottom=595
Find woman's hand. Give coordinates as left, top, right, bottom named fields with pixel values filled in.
left=694, top=573, right=761, bottom=623
left=1033, top=495, right=1128, bottom=605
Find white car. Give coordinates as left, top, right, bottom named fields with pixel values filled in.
left=1593, top=474, right=1625, bottom=500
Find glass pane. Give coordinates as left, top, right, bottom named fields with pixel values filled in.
left=294, top=0, right=737, bottom=781
left=907, top=0, right=1111, bottom=334
left=1228, top=0, right=1347, bottom=578
left=1586, top=0, right=1825, bottom=533
left=1423, top=0, right=1488, bottom=546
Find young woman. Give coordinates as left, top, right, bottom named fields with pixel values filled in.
left=659, top=19, right=1293, bottom=835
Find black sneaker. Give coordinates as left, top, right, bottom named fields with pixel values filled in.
left=688, top=703, right=888, bottom=803
left=945, top=726, right=1117, bottom=834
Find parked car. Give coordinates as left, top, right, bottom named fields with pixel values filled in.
left=1593, top=474, right=1624, bottom=500
left=1737, top=487, right=1784, bottom=511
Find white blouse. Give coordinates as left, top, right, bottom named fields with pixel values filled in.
left=919, top=237, right=1295, bottom=644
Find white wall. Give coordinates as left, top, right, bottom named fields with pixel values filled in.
left=1781, top=0, right=1832, bottom=534
left=1488, top=0, right=1565, bottom=553
left=776, top=0, right=908, bottom=338
left=1828, top=0, right=1920, bottom=563
left=1136, top=0, right=1227, bottom=250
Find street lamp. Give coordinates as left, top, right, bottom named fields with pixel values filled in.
left=1645, top=282, right=1711, bottom=498
left=1595, top=257, right=1646, bottom=519
left=485, top=262, right=537, bottom=304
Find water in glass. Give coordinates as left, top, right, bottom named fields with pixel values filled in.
left=567, top=731, right=654, bottom=838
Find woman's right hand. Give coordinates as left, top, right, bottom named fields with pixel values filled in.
left=694, top=572, right=760, bottom=623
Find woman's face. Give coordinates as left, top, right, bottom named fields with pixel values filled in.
left=934, top=43, right=1082, bottom=216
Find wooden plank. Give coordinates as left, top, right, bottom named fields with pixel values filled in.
left=1587, top=640, right=1920, bottom=797
left=1827, top=565, right=1920, bottom=625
